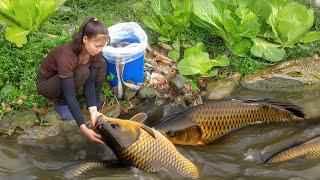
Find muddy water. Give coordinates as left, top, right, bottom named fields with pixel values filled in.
left=1, top=87, right=320, bottom=179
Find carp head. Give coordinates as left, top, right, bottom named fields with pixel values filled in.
left=155, top=112, right=202, bottom=145
left=94, top=114, right=156, bottom=151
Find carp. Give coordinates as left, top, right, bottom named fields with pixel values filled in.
left=266, top=136, right=320, bottom=164
left=63, top=160, right=126, bottom=179
left=94, top=114, right=199, bottom=179
left=154, top=99, right=305, bottom=145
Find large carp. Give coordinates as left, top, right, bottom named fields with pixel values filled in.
left=94, top=114, right=199, bottom=179
left=154, top=99, right=305, bottom=145
left=266, top=136, right=320, bottom=164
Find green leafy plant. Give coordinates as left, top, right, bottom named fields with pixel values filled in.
left=267, top=1, right=320, bottom=47
left=191, top=0, right=320, bottom=62
left=144, top=0, right=193, bottom=60
left=177, top=45, right=230, bottom=77
left=0, top=0, right=66, bottom=47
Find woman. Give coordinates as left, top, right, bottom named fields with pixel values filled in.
left=36, top=17, right=108, bottom=144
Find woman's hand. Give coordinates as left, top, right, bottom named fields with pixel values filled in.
left=88, top=106, right=102, bottom=126
left=80, top=124, right=105, bottom=144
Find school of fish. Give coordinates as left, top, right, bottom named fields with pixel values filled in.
left=65, top=98, right=320, bottom=178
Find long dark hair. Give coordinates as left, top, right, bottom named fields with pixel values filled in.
left=72, top=17, right=109, bottom=55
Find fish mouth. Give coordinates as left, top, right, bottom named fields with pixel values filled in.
left=93, top=115, right=104, bottom=130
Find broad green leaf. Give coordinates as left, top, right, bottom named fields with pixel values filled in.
left=229, top=38, right=252, bottom=57
left=172, top=0, right=192, bottom=13
left=158, top=36, right=171, bottom=43
left=250, top=38, right=285, bottom=62
left=274, top=2, right=314, bottom=46
left=35, top=0, right=57, bottom=30
left=299, top=31, right=320, bottom=43
left=172, top=38, right=180, bottom=50
left=267, top=0, right=287, bottom=9
left=238, top=0, right=271, bottom=21
left=0, top=0, right=13, bottom=16
left=10, top=0, right=37, bottom=30
left=203, top=68, right=219, bottom=77
left=235, top=19, right=260, bottom=38
left=192, top=0, right=227, bottom=40
left=221, top=11, right=237, bottom=33
left=194, top=42, right=205, bottom=51
left=183, top=47, right=209, bottom=59
left=0, top=0, right=65, bottom=47
left=211, top=55, right=230, bottom=67
left=178, top=47, right=212, bottom=75
left=168, top=49, right=180, bottom=60
left=143, top=16, right=162, bottom=33
left=150, top=0, right=172, bottom=15
left=5, top=26, right=29, bottom=47
left=0, top=13, right=19, bottom=27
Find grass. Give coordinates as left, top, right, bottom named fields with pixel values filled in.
left=0, top=0, right=319, bottom=119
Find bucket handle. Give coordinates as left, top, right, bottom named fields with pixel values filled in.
left=115, top=57, right=141, bottom=99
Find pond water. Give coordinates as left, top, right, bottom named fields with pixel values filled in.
left=1, top=86, right=320, bottom=179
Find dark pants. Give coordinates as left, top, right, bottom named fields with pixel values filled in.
left=36, top=62, right=106, bottom=100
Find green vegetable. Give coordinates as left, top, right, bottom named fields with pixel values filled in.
left=0, top=0, right=66, bottom=47
left=250, top=37, right=285, bottom=62
left=267, top=2, right=317, bottom=47
left=177, top=46, right=229, bottom=77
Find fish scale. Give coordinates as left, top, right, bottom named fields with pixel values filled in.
left=181, top=100, right=305, bottom=144
left=118, top=128, right=199, bottom=178
left=267, top=136, right=320, bottom=164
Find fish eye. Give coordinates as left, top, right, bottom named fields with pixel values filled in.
left=111, top=123, right=120, bottom=129
left=166, top=130, right=176, bottom=137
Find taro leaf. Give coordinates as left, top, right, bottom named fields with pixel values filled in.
left=299, top=31, right=320, bottom=43
left=168, top=50, right=180, bottom=60
left=177, top=47, right=212, bottom=76
left=250, top=38, right=285, bottom=62
left=229, top=38, right=252, bottom=57
left=274, top=2, right=314, bottom=46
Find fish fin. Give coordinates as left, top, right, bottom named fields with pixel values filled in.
left=243, top=99, right=305, bottom=118
left=136, top=123, right=156, bottom=139
left=197, top=140, right=206, bottom=145
left=129, top=113, right=148, bottom=123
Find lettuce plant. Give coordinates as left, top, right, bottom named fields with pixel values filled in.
left=177, top=45, right=230, bottom=77
left=191, top=0, right=320, bottom=62
left=267, top=1, right=320, bottom=47
left=0, top=0, right=66, bottom=47
left=143, top=0, right=193, bottom=60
